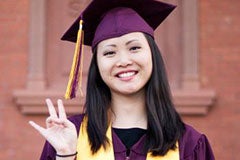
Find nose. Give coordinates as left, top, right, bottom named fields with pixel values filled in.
left=115, top=52, right=133, bottom=67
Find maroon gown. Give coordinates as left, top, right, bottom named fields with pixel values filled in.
left=40, top=114, right=215, bottom=160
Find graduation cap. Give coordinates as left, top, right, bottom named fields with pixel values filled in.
left=62, top=0, right=176, bottom=99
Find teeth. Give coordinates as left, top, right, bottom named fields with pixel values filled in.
left=118, top=72, right=135, bottom=78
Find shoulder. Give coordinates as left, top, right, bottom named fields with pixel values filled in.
left=179, top=124, right=202, bottom=150
left=68, top=113, right=85, bottom=122
left=179, top=124, right=215, bottom=160
left=68, top=113, right=85, bottom=134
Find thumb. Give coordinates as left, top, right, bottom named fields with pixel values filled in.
left=29, top=121, right=47, bottom=137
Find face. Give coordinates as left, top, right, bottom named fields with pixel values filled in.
left=96, top=32, right=153, bottom=96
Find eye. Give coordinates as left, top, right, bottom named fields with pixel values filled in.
left=130, top=46, right=141, bottom=51
left=103, top=51, right=115, bottom=57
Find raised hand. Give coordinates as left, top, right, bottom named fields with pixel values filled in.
left=29, top=99, right=77, bottom=155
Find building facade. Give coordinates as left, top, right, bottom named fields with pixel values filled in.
left=0, top=0, right=239, bottom=159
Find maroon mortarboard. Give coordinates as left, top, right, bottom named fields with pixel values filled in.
left=62, top=0, right=176, bottom=99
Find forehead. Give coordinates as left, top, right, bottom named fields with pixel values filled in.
left=97, top=32, right=147, bottom=48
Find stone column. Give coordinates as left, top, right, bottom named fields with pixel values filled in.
left=172, top=0, right=216, bottom=115
left=13, top=0, right=84, bottom=114
left=182, top=0, right=200, bottom=89
left=27, top=0, right=46, bottom=90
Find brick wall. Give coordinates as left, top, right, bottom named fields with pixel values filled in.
left=0, top=0, right=28, bottom=103
left=0, top=0, right=32, bottom=159
left=184, top=0, right=240, bottom=159
left=0, top=0, right=239, bottom=159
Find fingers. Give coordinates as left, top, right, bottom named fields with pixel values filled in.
left=46, top=98, right=67, bottom=119
left=46, top=116, right=66, bottom=125
left=57, top=99, right=67, bottom=119
left=45, top=99, right=67, bottom=128
left=46, top=99, right=57, bottom=118
left=46, top=116, right=74, bottom=129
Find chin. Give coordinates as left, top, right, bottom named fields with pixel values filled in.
left=113, top=87, right=144, bottom=96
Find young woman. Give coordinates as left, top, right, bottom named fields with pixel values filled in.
left=29, top=0, right=215, bottom=160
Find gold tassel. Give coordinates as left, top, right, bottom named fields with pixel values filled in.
left=65, top=20, right=84, bottom=99
left=78, top=31, right=84, bottom=97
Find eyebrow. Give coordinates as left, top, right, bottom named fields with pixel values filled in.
left=104, top=44, right=117, bottom=48
left=125, top=39, right=139, bottom=45
left=103, top=39, right=139, bottom=48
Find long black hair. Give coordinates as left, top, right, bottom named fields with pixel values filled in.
left=84, top=33, right=185, bottom=155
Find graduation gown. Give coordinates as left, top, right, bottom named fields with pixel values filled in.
left=39, top=114, right=215, bottom=160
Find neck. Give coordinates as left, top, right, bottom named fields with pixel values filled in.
left=110, top=91, right=147, bottom=129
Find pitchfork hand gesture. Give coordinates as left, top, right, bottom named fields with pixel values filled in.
left=29, top=99, right=77, bottom=157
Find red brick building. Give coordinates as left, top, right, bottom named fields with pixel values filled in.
left=0, top=0, right=239, bottom=159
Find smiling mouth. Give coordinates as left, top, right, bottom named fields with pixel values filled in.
left=116, top=71, right=138, bottom=78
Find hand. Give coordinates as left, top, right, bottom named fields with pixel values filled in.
left=29, top=99, right=77, bottom=155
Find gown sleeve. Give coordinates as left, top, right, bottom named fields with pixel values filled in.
left=40, top=141, right=56, bottom=160
left=180, top=124, right=215, bottom=160
left=39, top=114, right=84, bottom=160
